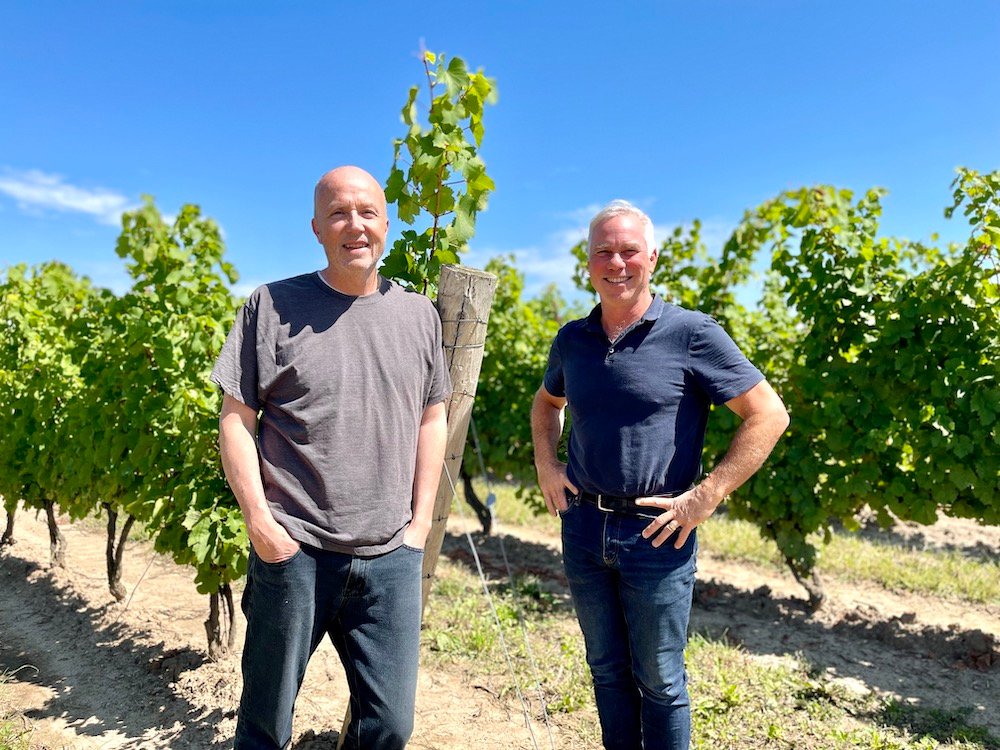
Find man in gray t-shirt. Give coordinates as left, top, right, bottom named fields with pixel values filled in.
left=212, top=166, right=450, bottom=750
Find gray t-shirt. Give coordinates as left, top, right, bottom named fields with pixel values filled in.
left=211, top=273, right=451, bottom=556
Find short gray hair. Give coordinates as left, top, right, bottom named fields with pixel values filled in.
left=588, top=200, right=655, bottom=256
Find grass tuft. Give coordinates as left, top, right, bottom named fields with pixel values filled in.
left=0, top=673, right=31, bottom=750
left=423, top=559, right=593, bottom=715
left=443, top=480, right=999, bottom=748
left=460, top=479, right=998, bottom=605
left=697, top=514, right=1000, bottom=605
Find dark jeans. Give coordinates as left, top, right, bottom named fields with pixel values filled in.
left=233, top=542, right=424, bottom=750
left=562, top=499, right=697, bottom=750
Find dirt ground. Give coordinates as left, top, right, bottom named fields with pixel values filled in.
left=0, top=505, right=997, bottom=749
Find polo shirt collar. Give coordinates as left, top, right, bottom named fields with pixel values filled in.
left=585, top=295, right=665, bottom=334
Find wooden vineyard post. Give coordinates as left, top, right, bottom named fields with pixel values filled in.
left=420, top=264, right=497, bottom=611
left=337, top=264, right=496, bottom=748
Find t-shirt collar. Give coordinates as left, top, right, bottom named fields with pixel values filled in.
left=315, top=271, right=389, bottom=300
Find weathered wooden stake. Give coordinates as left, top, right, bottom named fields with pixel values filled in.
left=420, top=264, right=497, bottom=612
left=337, top=265, right=496, bottom=747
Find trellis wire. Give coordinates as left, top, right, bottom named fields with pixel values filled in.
left=440, top=460, right=557, bottom=750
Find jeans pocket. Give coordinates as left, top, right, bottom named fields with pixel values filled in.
left=254, top=546, right=304, bottom=569
left=400, top=543, right=425, bottom=554
left=246, top=546, right=309, bottom=610
left=558, top=490, right=581, bottom=518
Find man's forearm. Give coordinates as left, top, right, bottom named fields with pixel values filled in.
left=700, top=408, right=788, bottom=502
left=530, top=389, right=565, bottom=469
left=531, top=387, right=576, bottom=515
left=409, top=402, right=448, bottom=544
left=637, top=381, right=789, bottom=548
left=219, top=413, right=274, bottom=532
left=220, top=401, right=302, bottom=563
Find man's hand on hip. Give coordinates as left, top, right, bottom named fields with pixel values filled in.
left=635, top=483, right=724, bottom=549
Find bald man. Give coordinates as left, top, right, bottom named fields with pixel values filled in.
left=212, top=167, right=450, bottom=750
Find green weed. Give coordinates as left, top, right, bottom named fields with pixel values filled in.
left=445, top=481, right=999, bottom=748
left=687, top=636, right=994, bottom=749
left=423, top=559, right=592, bottom=715
left=697, top=515, right=999, bottom=605
left=0, top=674, right=30, bottom=750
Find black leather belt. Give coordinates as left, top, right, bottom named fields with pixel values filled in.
left=577, top=488, right=688, bottom=516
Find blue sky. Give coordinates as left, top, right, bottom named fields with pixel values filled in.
left=2, top=1, right=998, bottom=302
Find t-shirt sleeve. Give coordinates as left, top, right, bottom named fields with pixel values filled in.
left=688, top=315, right=764, bottom=405
left=210, top=295, right=262, bottom=411
left=425, top=310, right=452, bottom=407
left=542, top=334, right=565, bottom=398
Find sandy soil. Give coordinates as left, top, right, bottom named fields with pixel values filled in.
left=0, top=505, right=997, bottom=749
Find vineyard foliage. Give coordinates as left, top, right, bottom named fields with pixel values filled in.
left=94, top=199, right=245, bottom=596
left=565, top=168, right=999, bottom=588
left=0, top=52, right=495, bottom=655
left=381, top=50, right=496, bottom=295
left=0, top=262, right=107, bottom=558
left=0, top=200, right=247, bottom=650
left=466, top=257, right=564, bottom=492
left=0, top=65, right=994, bottom=625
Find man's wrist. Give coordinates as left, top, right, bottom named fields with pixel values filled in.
left=245, top=508, right=286, bottom=542
left=407, top=516, right=432, bottom=536
left=534, top=455, right=561, bottom=472
left=698, top=472, right=728, bottom=506
left=404, top=519, right=431, bottom=548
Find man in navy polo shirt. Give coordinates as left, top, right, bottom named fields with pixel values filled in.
left=531, top=200, right=788, bottom=750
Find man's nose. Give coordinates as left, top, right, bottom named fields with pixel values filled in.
left=346, top=210, right=364, bottom=228
left=608, top=253, right=626, bottom=268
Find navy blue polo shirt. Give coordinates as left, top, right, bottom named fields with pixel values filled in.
left=543, top=296, right=764, bottom=497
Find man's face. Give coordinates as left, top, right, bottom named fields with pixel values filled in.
left=311, top=168, right=389, bottom=281
left=587, top=214, right=657, bottom=306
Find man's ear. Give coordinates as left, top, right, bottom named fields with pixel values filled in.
left=311, top=217, right=320, bottom=242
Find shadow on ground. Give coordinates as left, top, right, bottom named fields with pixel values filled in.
left=0, top=550, right=231, bottom=749
left=440, top=526, right=998, bottom=742
left=440, top=530, right=574, bottom=611
left=292, top=728, right=341, bottom=748
left=691, top=577, right=998, bottom=741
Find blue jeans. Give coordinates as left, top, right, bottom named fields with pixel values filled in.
left=233, top=542, right=424, bottom=750
left=561, top=499, right=697, bottom=750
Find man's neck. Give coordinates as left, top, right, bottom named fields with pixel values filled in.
left=599, top=292, right=654, bottom=341
left=319, top=267, right=380, bottom=297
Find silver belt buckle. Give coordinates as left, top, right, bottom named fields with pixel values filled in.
left=596, top=494, right=612, bottom=513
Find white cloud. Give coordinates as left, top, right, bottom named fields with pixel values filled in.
left=691, top=219, right=737, bottom=253
left=75, top=261, right=132, bottom=296
left=0, top=169, right=135, bottom=226
left=555, top=203, right=603, bottom=225
left=465, top=239, right=585, bottom=301
left=232, top=279, right=263, bottom=300
left=551, top=225, right=588, bottom=249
